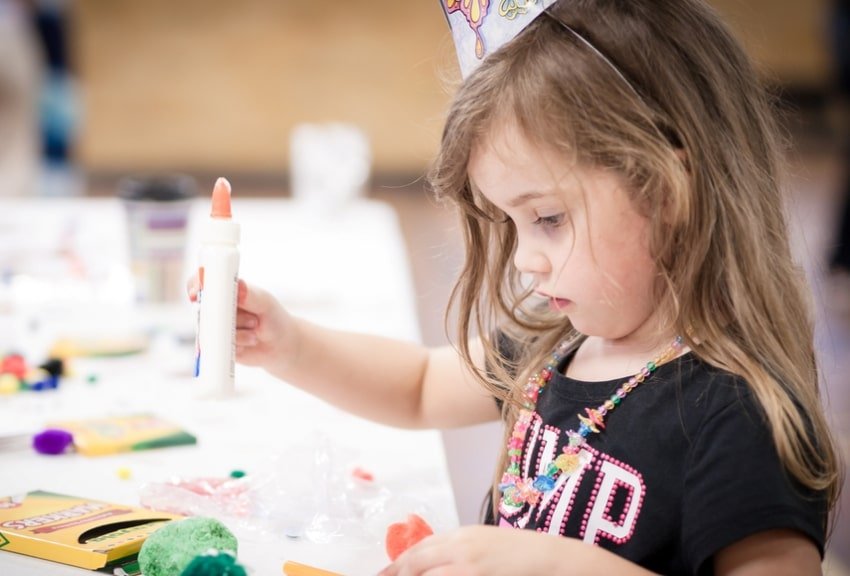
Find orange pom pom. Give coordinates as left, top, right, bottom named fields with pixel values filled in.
left=385, top=513, right=434, bottom=561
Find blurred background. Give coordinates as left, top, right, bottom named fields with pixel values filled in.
left=0, top=0, right=843, bottom=187
left=0, top=0, right=456, bottom=194
left=1, top=0, right=848, bottom=570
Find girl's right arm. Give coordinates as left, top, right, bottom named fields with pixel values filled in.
left=210, top=279, right=501, bottom=430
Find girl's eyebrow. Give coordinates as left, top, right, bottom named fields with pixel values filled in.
left=507, top=191, right=547, bottom=208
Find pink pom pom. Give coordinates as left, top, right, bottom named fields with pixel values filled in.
left=385, top=514, right=434, bottom=561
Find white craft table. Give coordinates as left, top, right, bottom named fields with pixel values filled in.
left=0, top=197, right=458, bottom=575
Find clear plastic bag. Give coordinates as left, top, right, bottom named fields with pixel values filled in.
left=138, top=434, right=435, bottom=549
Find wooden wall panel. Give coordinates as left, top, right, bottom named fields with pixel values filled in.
left=72, top=1, right=832, bottom=175
left=72, top=0, right=458, bottom=174
left=711, top=0, right=831, bottom=87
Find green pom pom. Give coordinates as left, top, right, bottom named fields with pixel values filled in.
left=180, top=551, right=247, bottom=576
left=138, top=517, right=238, bottom=576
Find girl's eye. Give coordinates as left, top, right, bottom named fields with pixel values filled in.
left=533, top=213, right=564, bottom=227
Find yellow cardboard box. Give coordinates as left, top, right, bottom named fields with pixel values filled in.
left=0, top=491, right=182, bottom=569
left=49, top=414, right=197, bottom=456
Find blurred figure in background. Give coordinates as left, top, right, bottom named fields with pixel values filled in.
left=828, top=0, right=850, bottom=281
left=0, top=0, right=41, bottom=196
left=0, top=0, right=79, bottom=197
left=32, top=0, right=81, bottom=195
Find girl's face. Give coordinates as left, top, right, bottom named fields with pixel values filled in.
left=468, top=123, right=660, bottom=343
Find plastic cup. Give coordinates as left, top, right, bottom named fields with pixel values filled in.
left=118, top=174, right=195, bottom=303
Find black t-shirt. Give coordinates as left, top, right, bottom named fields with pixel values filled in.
left=485, top=346, right=827, bottom=575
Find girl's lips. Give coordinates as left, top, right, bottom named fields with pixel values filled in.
left=549, top=297, right=572, bottom=311
left=535, top=291, right=571, bottom=311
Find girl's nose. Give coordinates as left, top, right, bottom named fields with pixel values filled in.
left=513, top=238, right=549, bottom=276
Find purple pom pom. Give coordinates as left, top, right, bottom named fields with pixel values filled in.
left=33, top=428, right=74, bottom=455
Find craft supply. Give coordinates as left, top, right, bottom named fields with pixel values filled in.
left=138, top=516, right=238, bottom=576
left=32, top=428, right=74, bottom=455
left=282, top=560, right=344, bottom=576
left=118, top=173, right=195, bottom=303
left=385, top=514, right=434, bottom=561
left=0, top=490, right=180, bottom=570
left=39, top=357, right=64, bottom=377
left=138, top=476, right=251, bottom=518
left=47, top=414, right=196, bottom=456
left=181, top=549, right=247, bottom=576
left=24, top=367, right=58, bottom=391
left=112, top=558, right=141, bottom=576
left=0, top=373, right=20, bottom=394
left=351, top=466, right=374, bottom=482
left=49, top=334, right=149, bottom=358
left=1, top=353, right=26, bottom=378
left=0, top=354, right=62, bottom=393
left=499, top=336, right=684, bottom=512
left=195, top=177, right=241, bottom=396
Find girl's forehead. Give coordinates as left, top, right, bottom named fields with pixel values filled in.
left=472, top=120, right=580, bottom=171
left=474, top=120, right=540, bottom=156
left=469, top=128, right=582, bottom=202
left=469, top=134, right=635, bottom=217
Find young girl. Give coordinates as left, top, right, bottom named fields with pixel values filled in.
left=195, top=0, right=842, bottom=573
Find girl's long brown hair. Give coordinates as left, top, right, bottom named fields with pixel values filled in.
left=428, top=0, right=841, bottom=523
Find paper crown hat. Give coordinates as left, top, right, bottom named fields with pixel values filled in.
left=441, top=0, right=559, bottom=78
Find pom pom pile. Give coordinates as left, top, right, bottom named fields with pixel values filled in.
left=180, top=550, right=247, bottom=576
left=138, top=516, right=238, bottom=576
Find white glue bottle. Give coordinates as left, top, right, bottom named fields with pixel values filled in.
left=194, top=177, right=240, bottom=396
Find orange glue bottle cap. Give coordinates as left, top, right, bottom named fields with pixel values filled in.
left=202, top=177, right=240, bottom=245
left=211, top=177, right=232, bottom=218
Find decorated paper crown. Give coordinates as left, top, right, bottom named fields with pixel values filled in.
left=441, top=0, right=559, bottom=78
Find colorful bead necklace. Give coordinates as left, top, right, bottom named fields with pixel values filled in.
left=499, top=336, right=684, bottom=510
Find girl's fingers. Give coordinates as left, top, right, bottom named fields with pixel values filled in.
left=238, top=281, right=277, bottom=316
left=379, top=535, right=452, bottom=576
left=235, top=329, right=257, bottom=347
left=187, top=275, right=200, bottom=302
left=237, top=279, right=248, bottom=305
left=236, top=310, right=258, bottom=329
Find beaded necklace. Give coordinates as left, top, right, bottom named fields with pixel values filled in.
left=499, top=336, right=684, bottom=511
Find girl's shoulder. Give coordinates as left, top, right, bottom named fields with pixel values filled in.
left=667, top=355, right=829, bottom=566
left=672, top=353, right=750, bottom=402
left=658, top=353, right=769, bottom=435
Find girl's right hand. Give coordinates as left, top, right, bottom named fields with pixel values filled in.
left=188, top=277, right=295, bottom=371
